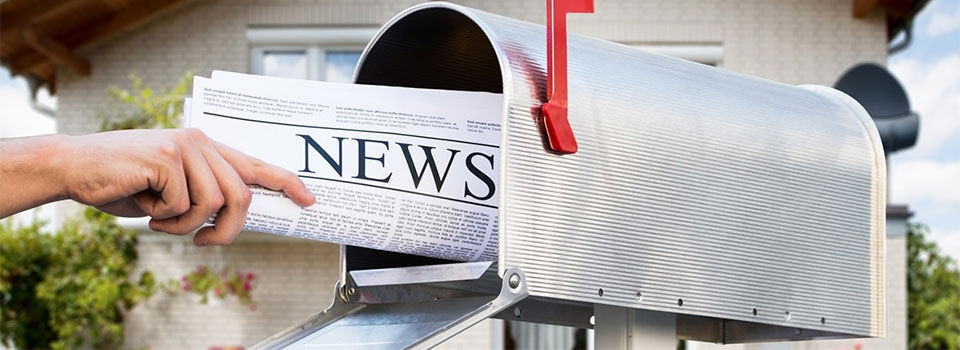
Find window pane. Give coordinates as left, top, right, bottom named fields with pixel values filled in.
left=262, top=50, right=308, bottom=79
left=323, top=51, right=362, bottom=83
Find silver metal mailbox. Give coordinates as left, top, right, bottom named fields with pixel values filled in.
left=253, top=2, right=886, bottom=349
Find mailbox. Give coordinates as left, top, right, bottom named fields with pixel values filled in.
left=252, top=2, right=886, bottom=349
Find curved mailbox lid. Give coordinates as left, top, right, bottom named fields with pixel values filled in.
left=355, top=1, right=886, bottom=340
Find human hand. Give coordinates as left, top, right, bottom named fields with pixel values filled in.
left=48, top=129, right=313, bottom=245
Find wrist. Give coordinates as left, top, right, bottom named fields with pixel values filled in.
left=42, top=134, right=74, bottom=202
left=0, top=134, right=73, bottom=217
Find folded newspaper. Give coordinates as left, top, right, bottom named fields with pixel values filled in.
left=185, top=71, right=502, bottom=262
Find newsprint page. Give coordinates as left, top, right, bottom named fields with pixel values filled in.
left=186, top=71, right=503, bottom=262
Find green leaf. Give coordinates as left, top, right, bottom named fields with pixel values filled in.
left=97, top=71, right=193, bottom=131
left=907, top=222, right=960, bottom=349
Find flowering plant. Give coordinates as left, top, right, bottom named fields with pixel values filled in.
left=180, top=266, right=257, bottom=310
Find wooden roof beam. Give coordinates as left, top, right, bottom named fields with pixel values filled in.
left=21, top=26, right=91, bottom=76
left=0, top=0, right=94, bottom=41
left=28, top=61, right=58, bottom=94
left=12, top=0, right=193, bottom=76
left=80, top=0, right=194, bottom=45
left=853, top=0, right=915, bottom=18
left=99, top=0, right=132, bottom=11
left=1, top=0, right=72, bottom=33
left=853, top=0, right=880, bottom=18
left=881, top=0, right=915, bottom=17
left=8, top=51, right=45, bottom=75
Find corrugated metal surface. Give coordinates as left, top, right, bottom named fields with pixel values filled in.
left=355, top=2, right=886, bottom=339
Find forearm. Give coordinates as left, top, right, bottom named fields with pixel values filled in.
left=0, top=134, right=70, bottom=218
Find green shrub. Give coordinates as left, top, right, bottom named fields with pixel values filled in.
left=908, top=222, right=960, bottom=349
left=2, top=72, right=260, bottom=349
left=100, top=72, right=192, bottom=131
left=0, top=209, right=167, bottom=349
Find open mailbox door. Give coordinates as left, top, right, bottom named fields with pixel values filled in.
left=252, top=2, right=886, bottom=349
left=254, top=260, right=526, bottom=349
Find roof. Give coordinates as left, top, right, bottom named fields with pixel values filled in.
left=0, top=0, right=193, bottom=93
left=886, top=204, right=914, bottom=219
left=853, top=0, right=932, bottom=42
left=0, top=0, right=929, bottom=93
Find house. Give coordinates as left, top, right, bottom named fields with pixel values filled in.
left=0, top=0, right=924, bottom=349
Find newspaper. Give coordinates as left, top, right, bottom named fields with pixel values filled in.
left=186, top=71, right=502, bottom=262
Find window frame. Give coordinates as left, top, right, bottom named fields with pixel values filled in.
left=250, top=46, right=311, bottom=79
left=247, top=28, right=377, bottom=81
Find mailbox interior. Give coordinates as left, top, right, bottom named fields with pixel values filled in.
left=347, top=7, right=505, bottom=277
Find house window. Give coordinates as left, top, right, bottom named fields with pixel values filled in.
left=323, top=50, right=363, bottom=82
left=248, top=28, right=377, bottom=82
left=260, top=50, right=309, bottom=79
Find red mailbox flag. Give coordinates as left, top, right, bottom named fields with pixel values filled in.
left=542, top=0, right=594, bottom=154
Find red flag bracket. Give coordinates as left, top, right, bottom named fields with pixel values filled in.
left=541, top=0, right=593, bottom=154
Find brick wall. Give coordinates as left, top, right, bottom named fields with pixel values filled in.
left=123, top=237, right=339, bottom=349
left=51, top=0, right=890, bottom=349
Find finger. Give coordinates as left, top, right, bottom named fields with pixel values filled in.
left=212, top=141, right=316, bottom=207
left=96, top=197, right=147, bottom=217
left=149, top=141, right=224, bottom=235
left=247, top=162, right=316, bottom=207
left=134, top=148, right=190, bottom=219
left=192, top=137, right=252, bottom=246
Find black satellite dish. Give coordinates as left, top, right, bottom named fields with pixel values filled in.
left=834, top=62, right=919, bottom=154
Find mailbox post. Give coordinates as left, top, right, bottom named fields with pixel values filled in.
left=594, top=305, right=677, bottom=349
left=252, top=2, right=886, bottom=349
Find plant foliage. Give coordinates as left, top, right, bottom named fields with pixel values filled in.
left=907, top=222, right=960, bottom=349
left=0, top=209, right=171, bottom=349
left=180, top=266, right=258, bottom=311
left=2, top=72, right=260, bottom=350
left=100, top=72, right=192, bottom=131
